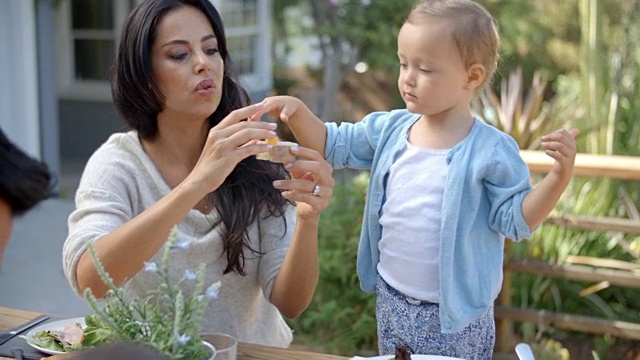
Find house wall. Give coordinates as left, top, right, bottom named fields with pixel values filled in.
left=58, top=101, right=123, bottom=162
left=0, top=0, right=40, bottom=158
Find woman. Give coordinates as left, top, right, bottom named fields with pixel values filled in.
left=63, top=0, right=334, bottom=347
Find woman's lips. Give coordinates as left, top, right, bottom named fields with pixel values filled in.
left=195, top=79, right=215, bottom=95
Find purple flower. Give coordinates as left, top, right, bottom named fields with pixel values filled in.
left=205, top=281, right=221, bottom=299
left=143, top=261, right=158, bottom=273
left=183, top=269, right=197, bottom=281
left=175, top=332, right=191, bottom=346
left=172, top=239, right=191, bottom=250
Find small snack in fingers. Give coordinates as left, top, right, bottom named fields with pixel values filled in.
left=256, top=136, right=298, bottom=164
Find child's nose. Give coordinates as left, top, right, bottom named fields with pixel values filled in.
left=403, top=72, right=416, bottom=86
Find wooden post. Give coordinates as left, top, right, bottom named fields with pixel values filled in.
left=496, top=240, right=514, bottom=355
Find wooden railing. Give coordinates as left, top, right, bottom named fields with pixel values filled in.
left=520, top=150, right=640, bottom=180
left=494, top=151, right=640, bottom=359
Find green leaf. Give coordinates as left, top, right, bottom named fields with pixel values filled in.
left=20, top=332, right=65, bottom=352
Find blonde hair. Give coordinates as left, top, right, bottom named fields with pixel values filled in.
left=406, top=0, right=500, bottom=86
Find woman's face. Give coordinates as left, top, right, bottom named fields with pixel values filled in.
left=151, top=5, right=224, bottom=121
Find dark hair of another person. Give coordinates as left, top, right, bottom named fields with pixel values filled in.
left=111, top=0, right=290, bottom=275
left=0, top=129, right=52, bottom=215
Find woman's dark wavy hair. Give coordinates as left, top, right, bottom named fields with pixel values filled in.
left=0, top=129, right=53, bottom=215
left=111, top=0, right=290, bottom=275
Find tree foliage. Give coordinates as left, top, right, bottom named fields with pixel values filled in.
left=273, top=0, right=415, bottom=120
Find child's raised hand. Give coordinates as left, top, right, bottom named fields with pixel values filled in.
left=541, top=128, right=579, bottom=181
left=249, top=96, right=307, bottom=123
left=248, top=95, right=326, bottom=156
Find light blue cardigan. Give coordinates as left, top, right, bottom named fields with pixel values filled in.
left=324, top=109, right=533, bottom=333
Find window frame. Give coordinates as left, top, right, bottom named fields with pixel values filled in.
left=216, top=0, right=272, bottom=95
left=55, top=0, right=133, bottom=101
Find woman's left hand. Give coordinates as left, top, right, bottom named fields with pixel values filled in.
left=272, top=146, right=334, bottom=220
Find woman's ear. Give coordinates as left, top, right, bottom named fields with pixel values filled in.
left=465, top=64, right=486, bottom=90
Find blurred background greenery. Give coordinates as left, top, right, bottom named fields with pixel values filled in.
left=271, top=0, right=640, bottom=359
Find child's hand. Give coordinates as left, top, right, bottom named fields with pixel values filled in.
left=249, top=95, right=327, bottom=156
left=250, top=96, right=307, bottom=123
left=541, top=128, right=579, bottom=181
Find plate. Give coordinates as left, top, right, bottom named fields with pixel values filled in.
left=24, top=317, right=86, bottom=355
left=351, top=356, right=463, bottom=360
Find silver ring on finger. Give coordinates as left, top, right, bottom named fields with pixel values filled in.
left=311, top=183, right=320, bottom=197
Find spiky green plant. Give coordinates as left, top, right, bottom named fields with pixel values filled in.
left=82, top=227, right=221, bottom=359
left=471, top=67, right=569, bottom=149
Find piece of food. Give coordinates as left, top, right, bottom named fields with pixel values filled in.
left=22, top=315, right=114, bottom=354
left=264, top=136, right=279, bottom=145
left=394, top=345, right=412, bottom=360
left=51, top=323, right=85, bottom=346
left=256, top=136, right=298, bottom=163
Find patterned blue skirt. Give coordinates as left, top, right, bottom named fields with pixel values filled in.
left=376, top=276, right=495, bottom=360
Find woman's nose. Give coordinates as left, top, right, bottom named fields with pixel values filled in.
left=193, top=51, right=212, bottom=73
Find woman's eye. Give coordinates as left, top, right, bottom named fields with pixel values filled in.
left=205, top=48, right=219, bottom=56
left=169, top=53, right=187, bottom=61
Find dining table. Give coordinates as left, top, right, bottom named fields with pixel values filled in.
left=0, top=306, right=350, bottom=360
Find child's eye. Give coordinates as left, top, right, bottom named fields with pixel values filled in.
left=399, top=63, right=407, bottom=69
left=420, top=68, right=432, bottom=73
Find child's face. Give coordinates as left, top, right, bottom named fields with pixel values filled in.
left=397, top=18, right=472, bottom=118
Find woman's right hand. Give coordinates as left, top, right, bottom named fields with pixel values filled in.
left=187, top=103, right=277, bottom=194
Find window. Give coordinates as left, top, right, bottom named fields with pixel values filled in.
left=218, top=0, right=272, bottom=95
left=70, top=0, right=117, bottom=82
left=56, top=0, right=271, bottom=101
left=55, top=0, right=136, bottom=101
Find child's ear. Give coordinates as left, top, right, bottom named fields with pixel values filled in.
left=465, top=64, right=486, bottom=90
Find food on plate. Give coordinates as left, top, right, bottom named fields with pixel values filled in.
left=21, top=315, right=115, bottom=354
left=52, top=323, right=85, bottom=347
left=256, top=136, right=297, bottom=164
left=22, top=321, right=85, bottom=353
left=394, top=345, right=412, bottom=360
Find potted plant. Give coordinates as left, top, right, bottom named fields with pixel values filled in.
left=80, top=227, right=221, bottom=359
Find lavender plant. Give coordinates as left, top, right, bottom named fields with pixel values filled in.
left=82, top=227, right=221, bottom=359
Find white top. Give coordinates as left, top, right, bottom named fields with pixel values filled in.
left=63, top=131, right=294, bottom=347
left=377, top=140, right=448, bottom=302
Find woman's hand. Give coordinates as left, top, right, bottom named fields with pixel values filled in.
left=188, top=104, right=277, bottom=194
left=272, top=146, right=334, bottom=221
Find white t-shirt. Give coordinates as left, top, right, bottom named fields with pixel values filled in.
left=63, top=131, right=294, bottom=347
left=377, top=140, right=448, bottom=302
